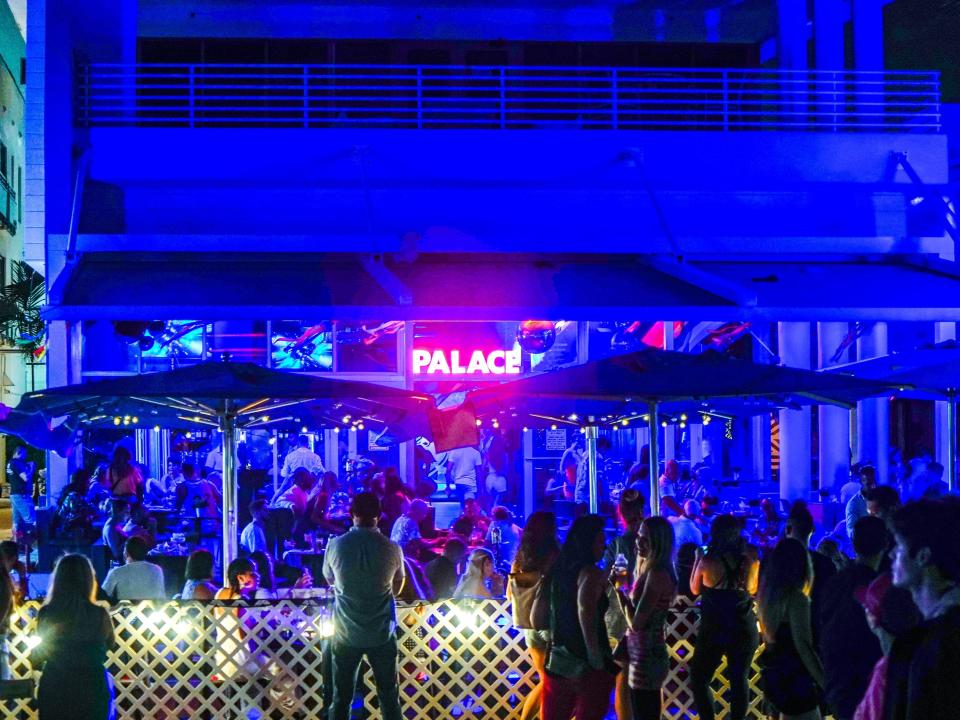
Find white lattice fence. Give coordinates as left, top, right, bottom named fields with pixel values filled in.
left=3, top=598, right=773, bottom=719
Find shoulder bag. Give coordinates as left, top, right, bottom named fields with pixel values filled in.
left=544, top=573, right=589, bottom=679
left=508, top=569, right=547, bottom=630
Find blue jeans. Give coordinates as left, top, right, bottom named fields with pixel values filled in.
left=329, top=636, right=402, bottom=720
left=10, top=495, right=35, bottom=534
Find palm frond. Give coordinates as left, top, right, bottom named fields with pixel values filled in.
left=0, top=260, right=46, bottom=357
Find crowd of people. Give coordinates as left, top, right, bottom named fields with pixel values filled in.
left=7, top=431, right=960, bottom=720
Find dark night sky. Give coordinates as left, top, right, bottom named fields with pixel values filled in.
left=886, top=0, right=960, bottom=101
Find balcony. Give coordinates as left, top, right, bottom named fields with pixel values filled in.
left=77, top=63, right=942, bottom=133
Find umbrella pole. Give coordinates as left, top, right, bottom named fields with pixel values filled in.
left=272, top=429, right=279, bottom=495
left=949, top=391, right=957, bottom=494
left=221, top=411, right=239, bottom=578
left=648, top=403, right=660, bottom=516
left=586, top=425, right=599, bottom=514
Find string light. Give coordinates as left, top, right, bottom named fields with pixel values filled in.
left=113, top=417, right=121, bottom=426
left=680, top=413, right=687, bottom=421
left=550, top=424, right=558, bottom=430
left=621, top=419, right=629, bottom=427
left=661, top=421, right=668, bottom=428
left=568, top=414, right=578, bottom=421
left=333, top=427, right=340, bottom=434
left=522, top=427, right=529, bottom=432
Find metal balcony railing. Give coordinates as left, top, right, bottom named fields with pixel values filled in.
left=76, top=63, right=942, bottom=132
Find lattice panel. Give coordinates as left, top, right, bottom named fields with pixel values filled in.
left=2, top=598, right=780, bottom=719
left=369, top=600, right=538, bottom=719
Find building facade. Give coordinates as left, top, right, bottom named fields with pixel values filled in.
left=0, top=0, right=27, bottom=475
left=25, top=0, right=957, bottom=504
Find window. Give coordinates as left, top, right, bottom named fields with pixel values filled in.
left=0, top=144, right=6, bottom=178
left=17, top=167, right=21, bottom=223
left=0, top=255, right=6, bottom=286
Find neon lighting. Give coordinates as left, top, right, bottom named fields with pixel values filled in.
left=412, top=349, right=521, bottom=375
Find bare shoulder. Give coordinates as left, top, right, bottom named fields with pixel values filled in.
left=578, top=565, right=605, bottom=586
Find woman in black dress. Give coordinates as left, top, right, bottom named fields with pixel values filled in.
left=34, top=554, right=115, bottom=720
left=757, top=538, right=824, bottom=720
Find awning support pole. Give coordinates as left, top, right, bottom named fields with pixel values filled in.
left=949, top=390, right=957, bottom=493
left=649, top=403, right=660, bottom=515
left=221, top=407, right=238, bottom=580
left=586, top=425, right=599, bottom=514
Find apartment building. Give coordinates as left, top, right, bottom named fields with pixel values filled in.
left=25, top=0, right=956, bottom=503
left=0, top=0, right=26, bottom=474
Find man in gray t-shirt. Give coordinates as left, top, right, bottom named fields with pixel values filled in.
left=322, top=492, right=405, bottom=720
left=101, top=536, right=166, bottom=601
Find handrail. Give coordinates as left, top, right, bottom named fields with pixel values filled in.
left=76, top=62, right=942, bottom=133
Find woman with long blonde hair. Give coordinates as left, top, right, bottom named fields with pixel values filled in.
left=616, top=516, right=677, bottom=720
left=34, top=554, right=115, bottom=719
left=454, top=548, right=496, bottom=599
left=757, top=538, right=823, bottom=720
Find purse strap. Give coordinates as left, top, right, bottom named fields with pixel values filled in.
left=547, top=570, right=560, bottom=640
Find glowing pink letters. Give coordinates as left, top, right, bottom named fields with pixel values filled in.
left=411, top=349, right=521, bottom=375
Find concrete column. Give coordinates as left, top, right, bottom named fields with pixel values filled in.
left=662, top=323, right=676, bottom=462
left=45, top=321, right=73, bottom=502
left=852, top=0, right=884, bottom=70
left=752, top=415, right=772, bottom=483
left=749, top=324, right=774, bottom=485
left=777, top=0, right=809, bottom=70
left=776, top=0, right=808, bottom=145
left=778, top=322, right=812, bottom=501
left=814, top=0, right=845, bottom=69
left=934, top=322, right=956, bottom=473
left=690, top=423, right=704, bottom=466
left=818, top=323, right=851, bottom=494
left=324, top=430, right=339, bottom=479
left=857, top=323, right=890, bottom=483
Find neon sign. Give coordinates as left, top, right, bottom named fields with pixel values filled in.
left=412, top=349, right=521, bottom=375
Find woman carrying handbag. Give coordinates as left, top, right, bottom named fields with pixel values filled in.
left=533, top=515, right=618, bottom=720
left=509, top=511, right=561, bottom=720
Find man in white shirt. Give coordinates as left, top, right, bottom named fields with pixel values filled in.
left=204, top=445, right=223, bottom=473
left=281, top=435, right=324, bottom=479
left=445, top=445, right=483, bottom=500
left=102, top=536, right=166, bottom=601
left=241, top=499, right=270, bottom=554
left=670, top=500, right=704, bottom=554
